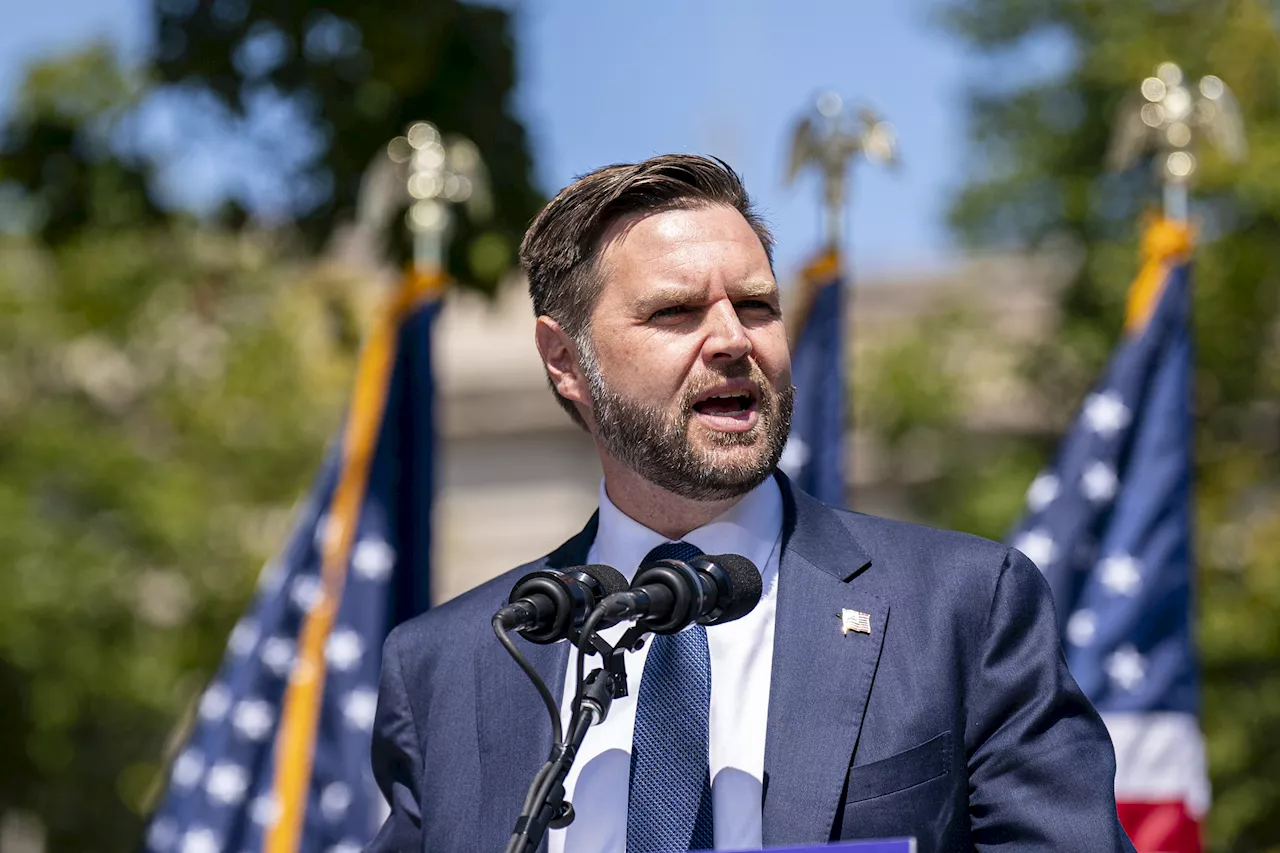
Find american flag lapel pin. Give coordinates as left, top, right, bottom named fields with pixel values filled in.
left=840, top=608, right=871, bottom=636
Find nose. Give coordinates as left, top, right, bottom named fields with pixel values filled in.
left=701, top=301, right=751, bottom=363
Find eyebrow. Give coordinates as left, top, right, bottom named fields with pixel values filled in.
left=637, top=279, right=778, bottom=307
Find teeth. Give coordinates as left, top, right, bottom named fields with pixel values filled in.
left=708, top=391, right=748, bottom=399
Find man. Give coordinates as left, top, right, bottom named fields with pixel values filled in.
left=366, top=155, right=1135, bottom=852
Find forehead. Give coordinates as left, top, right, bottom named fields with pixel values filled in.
left=594, top=205, right=774, bottom=299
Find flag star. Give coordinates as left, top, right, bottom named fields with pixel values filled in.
left=171, top=748, right=205, bottom=790
left=257, top=560, right=285, bottom=593
left=250, top=794, right=281, bottom=827
left=320, top=781, right=353, bottom=821
left=314, top=513, right=339, bottom=552
left=1081, top=460, right=1119, bottom=503
left=227, top=618, right=260, bottom=657
left=1025, top=472, right=1060, bottom=512
left=261, top=637, right=296, bottom=676
left=326, top=842, right=363, bottom=853
left=342, top=687, right=379, bottom=732
left=290, top=575, right=324, bottom=612
left=233, top=699, right=275, bottom=741
left=198, top=684, right=232, bottom=722
left=352, top=538, right=395, bottom=582
left=778, top=436, right=811, bottom=476
left=1099, top=554, right=1143, bottom=596
left=205, top=762, right=250, bottom=806
left=1013, top=528, right=1057, bottom=569
left=1083, top=391, right=1131, bottom=438
left=146, top=818, right=179, bottom=852
left=180, top=827, right=219, bottom=853
left=1066, top=609, right=1097, bottom=646
left=1105, top=644, right=1147, bottom=691
left=326, top=629, right=365, bottom=672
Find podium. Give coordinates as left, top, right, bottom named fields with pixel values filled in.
left=755, top=842, right=915, bottom=853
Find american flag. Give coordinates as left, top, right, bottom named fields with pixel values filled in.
left=142, top=271, right=442, bottom=853
left=1007, top=219, right=1208, bottom=853
left=780, top=250, right=847, bottom=506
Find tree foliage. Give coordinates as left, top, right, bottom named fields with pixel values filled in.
left=857, top=1, right=1280, bottom=849
left=0, top=48, right=397, bottom=851
left=151, top=0, right=542, bottom=290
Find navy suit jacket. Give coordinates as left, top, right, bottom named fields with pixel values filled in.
left=366, top=475, right=1136, bottom=852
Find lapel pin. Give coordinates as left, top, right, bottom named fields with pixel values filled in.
left=840, top=608, right=872, bottom=636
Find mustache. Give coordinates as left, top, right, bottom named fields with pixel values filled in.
left=680, top=360, right=767, bottom=409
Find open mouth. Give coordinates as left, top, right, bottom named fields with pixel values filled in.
left=691, top=385, right=760, bottom=431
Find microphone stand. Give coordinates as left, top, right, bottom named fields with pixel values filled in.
left=501, top=609, right=652, bottom=853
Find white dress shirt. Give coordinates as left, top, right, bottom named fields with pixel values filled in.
left=547, top=477, right=783, bottom=853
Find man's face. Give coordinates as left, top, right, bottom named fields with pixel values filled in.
left=581, top=204, right=793, bottom=501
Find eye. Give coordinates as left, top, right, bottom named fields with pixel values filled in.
left=736, top=299, right=778, bottom=316
left=648, top=304, right=691, bottom=321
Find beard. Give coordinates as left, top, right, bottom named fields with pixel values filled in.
left=584, top=355, right=795, bottom=502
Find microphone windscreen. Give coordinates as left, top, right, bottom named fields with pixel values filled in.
left=574, top=563, right=630, bottom=597
left=705, top=553, right=763, bottom=625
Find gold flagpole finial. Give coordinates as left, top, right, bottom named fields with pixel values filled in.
left=786, top=91, right=898, bottom=257
left=1107, top=62, right=1246, bottom=222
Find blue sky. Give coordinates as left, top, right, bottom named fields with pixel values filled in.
left=0, top=0, right=975, bottom=278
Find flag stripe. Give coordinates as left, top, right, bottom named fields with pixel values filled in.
left=265, top=269, right=445, bottom=853
left=1104, top=712, right=1210, bottom=816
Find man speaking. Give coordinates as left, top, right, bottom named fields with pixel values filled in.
left=364, top=155, right=1135, bottom=852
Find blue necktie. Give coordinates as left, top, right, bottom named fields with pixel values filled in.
left=627, top=541, right=715, bottom=853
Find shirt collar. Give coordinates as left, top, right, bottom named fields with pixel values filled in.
left=592, top=476, right=784, bottom=582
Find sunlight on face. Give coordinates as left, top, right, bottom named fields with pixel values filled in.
left=582, top=205, right=794, bottom=500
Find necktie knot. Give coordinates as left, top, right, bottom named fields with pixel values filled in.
left=643, top=541, right=704, bottom=565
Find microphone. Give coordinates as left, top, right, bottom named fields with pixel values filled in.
left=601, top=554, right=762, bottom=635
left=495, top=564, right=629, bottom=644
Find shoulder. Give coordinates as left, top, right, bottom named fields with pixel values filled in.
left=815, top=502, right=1029, bottom=612
left=383, top=557, right=547, bottom=668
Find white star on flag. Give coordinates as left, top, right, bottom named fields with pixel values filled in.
left=320, top=781, right=353, bottom=821
left=1082, top=391, right=1131, bottom=438
left=260, top=636, right=296, bottom=676
left=147, top=818, right=178, bottom=852
left=227, top=618, right=259, bottom=656
left=778, top=436, right=811, bottom=476
left=250, top=794, right=281, bottom=827
left=232, top=699, right=275, bottom=741
left=1066, top=609, right=1097, bottom=647
left=205, top=762, right=249, bottom=806
left=180, top=827, right=219, bottom=853
left=1012, top=528, right=1057, bottom=569
left=171, top=748, right=205, bottom=790
left=352, top=538, right=395, bottom=582
left=1026, top=472, right=1060, bottom=512
left=290, top=575, right=324, bottom=612
left=326, top=842, right=364, bottom=853
left=198, top=684, right=232, bottom=722
left=1099, top=554, right=1143, bottom=596
left=1081, top=460, right=1119, bottom=503
left=1105, top=644, right=1147, bottom=691
left=342, top=687, right=379, bottom=732
left=326, top=629, right=365, bottom=672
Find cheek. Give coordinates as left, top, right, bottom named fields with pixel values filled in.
left=750, top=328, right=792, bottom=384
left=595, top=332, right=695, bottom=398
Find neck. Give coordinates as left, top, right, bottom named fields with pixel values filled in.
left=598, top=455, right=749, bottom=540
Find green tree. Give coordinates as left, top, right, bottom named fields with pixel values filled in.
left=0, top=49, right=377, bottom=851
left=865, top=1, right=1280, bottom=849
left=151, top=0, right=542, bottom=290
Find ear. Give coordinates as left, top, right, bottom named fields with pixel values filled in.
left=535, top=316, right=592, bottom=412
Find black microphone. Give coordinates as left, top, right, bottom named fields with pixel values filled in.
left=495, top=564, right=629, bottom=644
left=601, top=553, right=763, bottom=635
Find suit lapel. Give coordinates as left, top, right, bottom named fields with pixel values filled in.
left=762, top=478, right=888, bottom=846
left=474, top=515, right=597, bottom=853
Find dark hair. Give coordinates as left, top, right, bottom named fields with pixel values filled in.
left=520, top=154, right=775, bottom=427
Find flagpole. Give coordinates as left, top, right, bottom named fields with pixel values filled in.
left=785, top=92, right=897, bottom=501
